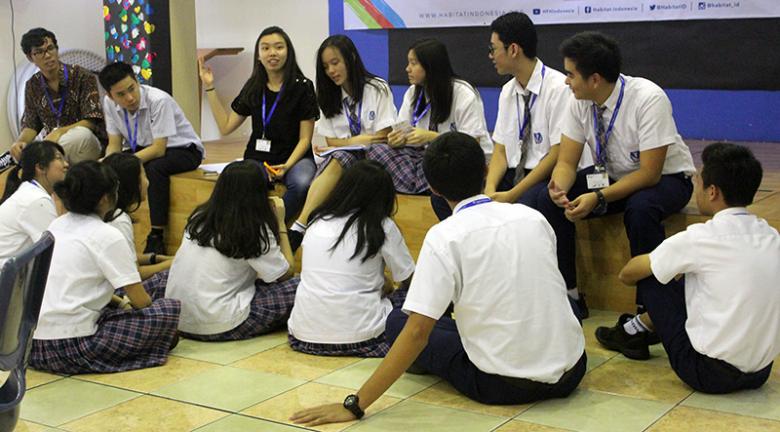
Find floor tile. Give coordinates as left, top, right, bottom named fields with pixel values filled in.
left=646, top=406, right=780, bottom=431
left=494, top=420, right=575, bottom=431
left=170, top=331, right=288, bottom=365
left=13, top=420, right=54, bottom=432
left=76, top=356, right=218, bottom=393
left=20, top=378, right=139, bottom=426
left=516, top=389, right=673, bottom=432
left=681, top=380, right=780, bottom=421
left=60, top=395, right=226, bottom=432
left=194, top=414, right=307, bottom=431
left=152, top=365, right=305, bottom=412
left=315, top=358, right=439, bottom=398
left=584, top=349, right=611, bottom=373
left=582, top=311, right=623, bottom=358
left=26, top=370, right=65, bottom=389
left=580, top=357, right=693, bottom=403
left=410, top=381, right=531, bottom=418
left=231, top=344, right=361, bottom=380
left=345, top=400, right=505, bottom=432
left=243, top=381, right=400, bottom=432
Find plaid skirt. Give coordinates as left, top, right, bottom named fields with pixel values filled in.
left=287, top=286, right=408, bottom=358
left=180, top=276, right=299, bottom=341
left=316, top=145, right=428, bottom=194
left=315, top=149, right=364, bottom=177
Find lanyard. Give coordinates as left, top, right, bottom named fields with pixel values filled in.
left=515, top=64, right=546, bottom=141
left=343, top=98, right=362, bottom=136
left=592, top=75, right=626, bottom=166
left=40, top=64, right=68, bottom=127
left=411, top=90, right=431, bottom=127
left=455, top=197, right=491, bottom=214
left=29, top=180, right=45, bottom=192
left=123, top=109, right=140, bottom=152
left=262, top=85, right=284, bottom=139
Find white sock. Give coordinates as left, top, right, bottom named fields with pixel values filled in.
left=291, top=220, right=307, bottom=234
left=567, top=288, right=580, bottom=300
left=623, top=316, right=650, bottom=335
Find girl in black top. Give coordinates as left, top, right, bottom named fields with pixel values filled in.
left=199, top=26, right=319, bottom=222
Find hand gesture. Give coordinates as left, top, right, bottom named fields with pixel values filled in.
left=290, top=403, right=357, bottom=427
left=547, top=180, right=570, bottom=209
left=198, top=56, right=215, bottom=89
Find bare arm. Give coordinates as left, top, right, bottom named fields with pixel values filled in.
left=323, top=126, right=391, bottom=148
left=133, top=137, right=168, bottom=163
left=10, top=128, right=40, bottom=160
left=199, top=56, right=246, bottom=136
left=105, top=134, right=123, bottom=156
left=123, top=282, right=152, bottom=309
left=619, top=254, right=653, bottom=285
left=485, top=142, right=508, bottom=195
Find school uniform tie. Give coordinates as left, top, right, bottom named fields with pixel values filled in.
left=514, top=92, right=533, bottom=184
left=344, top=97, right=360, bottom=136
left=595, top=104, right=608, bottom=167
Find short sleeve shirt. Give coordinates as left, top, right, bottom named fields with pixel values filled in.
left=0, top=181, right=57, bottom=266
left=315, top=78, right=396, bottom=138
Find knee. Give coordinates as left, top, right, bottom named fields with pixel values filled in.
left=624, top=194, right=662, bottom=224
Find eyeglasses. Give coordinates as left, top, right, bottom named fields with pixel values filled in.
left=488, top=43, right=508, bottom=55
left=31, top=44, right=58, bottom=58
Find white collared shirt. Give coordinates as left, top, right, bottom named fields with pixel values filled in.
left=103, top=84, right=205, bottom=156
left=288, top=216, right=414, bottom=344
left=34, top=213, right=141, bottom=339
left=166, top=231, right=289, bottom=335
left=315, top=78, right=397, bottom=138
left=403, top=195, right=585, bottom=383
left=0, top=181, right=57, bottom=267
left=493, top=60, right=592, bottom=170
left=649, top=207, right=780, bottom=372
left=107, top=210, right=136, bottom=258
left=398, top=80, right=493, bottom=156
left=562, top=75, right=695, bottom=179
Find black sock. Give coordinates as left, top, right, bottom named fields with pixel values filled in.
left=149, top=228, right=164, bottom=237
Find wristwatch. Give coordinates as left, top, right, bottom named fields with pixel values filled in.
left=592, top=189, right=608, bottom=216
left=343, top=394, right=365, bottom=419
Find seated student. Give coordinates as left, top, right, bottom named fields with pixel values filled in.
left=0, top=141, right=67, bottom=266
left=199, top=26, right=318, bottom=223
left=537, top=31, right=695, bottom=318
left=30, top=161, right=180, bottom=374
left=597, top=143, right=780, bottom=393
left=292, top=132, right=585, bottom=426
left=166, top=160, right=299, bottom=341
left=288, top=160, right=415, bottom=357
left=1, top=28, right=104, bottom=171
left=98, top=62, right=205, bottom=255
left=287, top=35, right=396, bottom=248
left=103, top=153, right=174, bottom=283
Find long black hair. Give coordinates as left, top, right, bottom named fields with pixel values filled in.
left=185, top=160, right=279, bottom=259
left=1, top=141, right=64, bottom=204
left=237, top=26, right=304, bottom=108
left=316, top=34, right=387, bottom=118
left=409, top=38, right=459, bottom=125
left=309, top=160, right=397, bottom=262
left=102, top=153, right=143, bottom=221
left=53, top=161, right=119, bottom=216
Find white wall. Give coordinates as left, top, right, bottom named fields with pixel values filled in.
left=195, top=0, right=329, bottom=141
left=0, top=0, right=104, bottom=151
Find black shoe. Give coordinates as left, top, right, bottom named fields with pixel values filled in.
left=144, top=232, right=166, bottom=255
left=595, top=314, right=650, bottom=360
left=169, top=332, right=180, bottom=351
left=288, top=229, right=304, bottom=253
left=0, top=151, right=15, bottom=173
left=574, top=294, right=589, bottom=320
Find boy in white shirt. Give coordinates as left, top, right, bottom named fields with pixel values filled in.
left=291, top=132, right=585, bottom=426
left=598, top=143, right=779, bottom=393
left=538, top=31, right=695, bottom=319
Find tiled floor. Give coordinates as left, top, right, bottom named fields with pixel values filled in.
left=11, top=310, right=780, bottom=432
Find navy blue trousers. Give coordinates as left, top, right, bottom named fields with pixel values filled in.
left=385, top=309, right=586, bottom=405
left=536, top=167, right=693, bottom=306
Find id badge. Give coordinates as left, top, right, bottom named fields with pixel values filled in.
left=255, top=139, right=271, bottom=152
left=586, top=172, right=609, bottom=190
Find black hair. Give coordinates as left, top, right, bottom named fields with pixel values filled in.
left=185, top=160, right=279, bottom=259
left=309, top=160, right=397, bottom=263
left=237, top=26, right=305, bottom=108
left=102, top=153, right=143, bottom=221
left=560, top=31, right=621, bottom=83
left=409, top=38, right=464, bottom=125
left=53, top=161, right=119, bottom=216
left=98, top=62, right=136, bottom=92
left=423, top=132, right=485, bottom=202
left=700, top=142, right=763, bottom=207
left=21, top=28, right=57, bottom=56
left=316, top=35, right=386, bottom=119
left=1, top=141, right=65, bottom=204
left=490, top=12, right=537, bottom=59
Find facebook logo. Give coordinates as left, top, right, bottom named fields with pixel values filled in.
left=698, top=2, right=706, bottom=9
left=584, top=6, right=592, bottom=13
left=533, top=8, right=541, bottom=15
